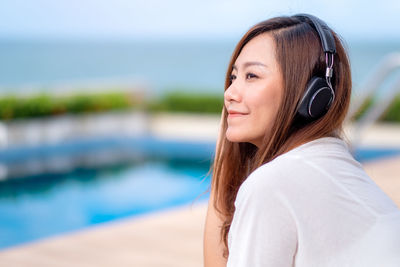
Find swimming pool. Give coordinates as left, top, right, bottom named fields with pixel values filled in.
left=0, top=138, right=399, bottom=250
left=0, top=158, right=211, bottom=249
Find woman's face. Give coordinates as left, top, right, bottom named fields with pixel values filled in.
left=224, top=33, right=284, bottom=148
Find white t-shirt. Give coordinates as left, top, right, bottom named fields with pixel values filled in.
left=227, top=137, right=400, bottom=267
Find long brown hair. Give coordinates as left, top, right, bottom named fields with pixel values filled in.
left=209, top=15, right=352, bottom=258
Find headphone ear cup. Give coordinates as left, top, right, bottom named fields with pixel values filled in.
left=297, top=77, right=334, bottom=120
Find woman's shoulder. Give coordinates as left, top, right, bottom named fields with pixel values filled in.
left=258, top=136, right=353, bottom=175
left=244, top=152, right=305, bottom=191
left=239, top=137, right=353, bottom=198
left=281, top=136, right=351, bottom=159
left=237, top=154, right=305, bottom=203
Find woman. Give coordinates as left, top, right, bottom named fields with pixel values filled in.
left=203, top=14, right=400, bottom=267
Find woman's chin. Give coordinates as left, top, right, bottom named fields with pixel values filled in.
left=225, top=129, right=261, bottom=147
left=225, top=130, right=246, bottom=143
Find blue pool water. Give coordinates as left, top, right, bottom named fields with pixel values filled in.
left=0, top=158, right=211, bottom=249
left=0, top=141, right=399, bottom=250
left=353, top=147, right=400, bottom=163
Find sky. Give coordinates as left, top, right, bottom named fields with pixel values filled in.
left=0, top=0, right=400, bottom=41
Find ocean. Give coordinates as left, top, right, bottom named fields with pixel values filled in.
left=0, top=38, right=399, bottom=97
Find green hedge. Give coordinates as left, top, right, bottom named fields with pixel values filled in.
left=383, top=95, right=400, bottom=122
left=351, top=97, right=374, bottom=121
left=351, top=95, right=400, bottom=122
left=146, top=90, right=223, bottom=114
left=0, top=92, right=137, bottom=120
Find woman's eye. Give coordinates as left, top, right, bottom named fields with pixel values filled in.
left=229, top=74, right=236, bottom=81
left=246, top=73, right=257, bottom=79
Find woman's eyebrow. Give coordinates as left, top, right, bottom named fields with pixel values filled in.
left=232, top=61, right=267, bottom=70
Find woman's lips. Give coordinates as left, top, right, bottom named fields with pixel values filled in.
left=228, top=112, right=248, bottom=117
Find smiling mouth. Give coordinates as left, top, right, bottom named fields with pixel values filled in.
left=228, top=113, right=248, bottom=117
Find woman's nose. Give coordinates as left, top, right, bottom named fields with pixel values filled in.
left=224, top=83, right=242, bottom=103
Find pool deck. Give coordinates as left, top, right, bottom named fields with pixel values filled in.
left=1, top=113, right=399, bottom=266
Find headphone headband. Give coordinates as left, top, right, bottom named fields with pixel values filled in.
left=291, top=14, right=337, bottom=120
left=293, top=14, right=336, bottom=54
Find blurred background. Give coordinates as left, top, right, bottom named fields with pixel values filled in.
left=0, top=0, right=399, bottom=266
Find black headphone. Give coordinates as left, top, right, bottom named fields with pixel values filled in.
left=292, top=14, right=336, bottom=121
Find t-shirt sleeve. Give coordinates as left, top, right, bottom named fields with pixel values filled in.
left=227, top=171, right=298, bottom=267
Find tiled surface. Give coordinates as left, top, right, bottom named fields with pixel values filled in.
left=364, top=156, right=400, bottom=208
left=0, top=203, right=208, bottom=267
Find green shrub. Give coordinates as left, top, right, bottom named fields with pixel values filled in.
left=382, top=95, right=400, bottom=122
left=0, top=96, right=18, bottom=120
left=65, top=92, right=133, bottom=114
left=0, top=91, right=136, bottom=120
left=148, top=90, right=223, bottom=114
left=351, top=96, right=374, bottom=121
left=18, top=94, right=54, bottom=118
left=351, top=94, right=400, bottom=123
